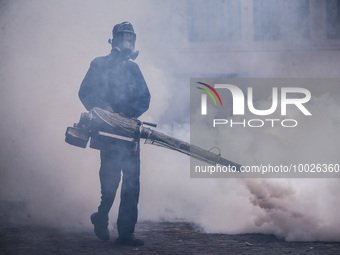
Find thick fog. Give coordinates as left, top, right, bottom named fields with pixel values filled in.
left=1, top=0, right=340, bottom=242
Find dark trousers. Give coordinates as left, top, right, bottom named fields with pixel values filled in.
left=97, top=148, right=140, bottom=237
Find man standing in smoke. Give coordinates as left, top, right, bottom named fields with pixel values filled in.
left=78, top=22, right=150, bottom=246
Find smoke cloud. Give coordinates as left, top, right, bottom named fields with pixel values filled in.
left=1, top=0, right=340, bottom=242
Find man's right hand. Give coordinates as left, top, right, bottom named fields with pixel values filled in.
left=104, top=105, right=114, bottom=113
left=104, top=106, right=126, bottom=118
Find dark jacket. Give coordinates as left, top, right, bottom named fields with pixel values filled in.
left=79, top=52, right=150, bottom=118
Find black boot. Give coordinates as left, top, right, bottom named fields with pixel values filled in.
left=90, top=212, right=109, bottom=241
left=115, top=235, right=144, bottom=246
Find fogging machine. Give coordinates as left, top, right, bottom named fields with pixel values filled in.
left=65, top=107, right=241, bottom=170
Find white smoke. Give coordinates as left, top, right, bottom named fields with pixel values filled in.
left=183, top=87, right=340, bottom=241
left=0, top=0, right=340, bottom=242
left=243, top=178, right=340, bottom=242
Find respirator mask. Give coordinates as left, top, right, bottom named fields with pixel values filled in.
left=109, top=22, right=139, bottom=60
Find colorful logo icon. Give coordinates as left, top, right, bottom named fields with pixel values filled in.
left=196, top=82, right=222, bottom=106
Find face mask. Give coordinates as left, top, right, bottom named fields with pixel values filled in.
left=109, top=32, right=139, bottom=60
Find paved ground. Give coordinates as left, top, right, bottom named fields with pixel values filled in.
left=1, top=221, right=340, bottom=255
